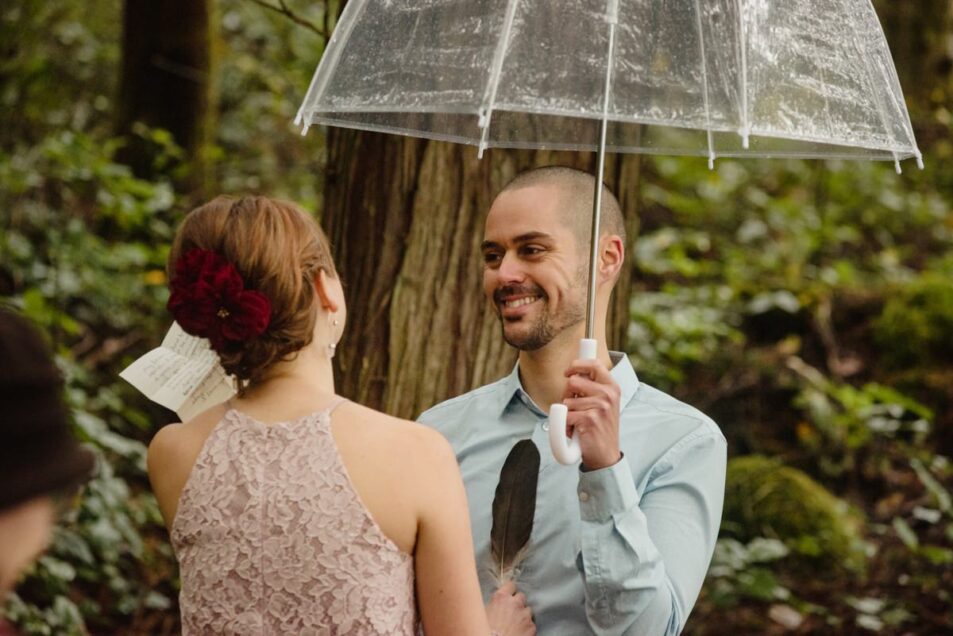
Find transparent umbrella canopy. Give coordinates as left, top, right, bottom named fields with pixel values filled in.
left=295, top=0, right=922, bottom=463
left=296, top=0, right=922, bottom=168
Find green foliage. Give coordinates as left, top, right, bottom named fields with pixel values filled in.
left=631, top=129, right=953, bottom=632
left=788, top=357, right=933, bottom=477
left=722, top=456, right=869, bottom=571
left=628, top=284, right=743, bottom=387
left=706, top=537, right=792, bottom=607
left=874, top=273, right=953, bottom=370
left=0, top=2, right=120, bottom=146
left=0, top=41, right=178, bottom=629
left=216, top=0, right=329, bottom=206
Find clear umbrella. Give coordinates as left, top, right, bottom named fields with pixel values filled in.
left=295, top=0, right=922, bottom=463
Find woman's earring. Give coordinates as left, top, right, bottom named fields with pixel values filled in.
left=327, top=314, right=340, bottom=359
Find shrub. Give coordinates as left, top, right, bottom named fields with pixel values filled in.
left=722, top=455, right=868, bottom=572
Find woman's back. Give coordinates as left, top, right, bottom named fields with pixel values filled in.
left=163, top=399, right=417, bottom=635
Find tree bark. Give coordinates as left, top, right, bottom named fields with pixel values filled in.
left=324, top=131, right=641, bottom=419
left=116, top=0, right=215, bottom=191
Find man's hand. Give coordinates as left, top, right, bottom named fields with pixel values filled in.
left=486, top=581, right=536, bottom=636
left=562, top=358, right=622, bottom=471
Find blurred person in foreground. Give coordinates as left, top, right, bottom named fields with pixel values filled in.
left=418, top=167, right=727, bottom=635
left=146, top=196, right=534, bottom=635
left=0, top=310, right=96, bottom=632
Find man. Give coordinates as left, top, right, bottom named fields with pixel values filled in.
left=419, top=166, right=726, bottom=635
left=0, top=310, right=95, bottom=606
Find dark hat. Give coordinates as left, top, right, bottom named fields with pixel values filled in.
left=0, top=309, right=96, bottom=512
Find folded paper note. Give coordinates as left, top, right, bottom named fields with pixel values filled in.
left=120, top=322, right=235, bottom=422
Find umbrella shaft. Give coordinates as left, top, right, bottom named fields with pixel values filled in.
left=585, top=118, right=608, bottom=341
left=585, top=11, right=616, bottom=341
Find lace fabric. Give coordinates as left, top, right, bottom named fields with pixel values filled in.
left=171, top=401, right=418, bottom=635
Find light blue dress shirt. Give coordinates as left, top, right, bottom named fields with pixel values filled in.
left=418, top=352, right=726, bottom=635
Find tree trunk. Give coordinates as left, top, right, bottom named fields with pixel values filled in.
left=116, top=0, right=215, bottom=191
left=324, top=131, right=641, bottom=419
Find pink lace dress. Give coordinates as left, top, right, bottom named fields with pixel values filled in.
left=170, top=399, right=418, bottom=635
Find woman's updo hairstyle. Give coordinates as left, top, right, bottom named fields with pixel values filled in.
left=167, top=195, right=337, bottom=394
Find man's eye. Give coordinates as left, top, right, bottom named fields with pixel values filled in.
left=521, top=245, right=544, bottom=257
left=483, top=252, right=502, bottom=265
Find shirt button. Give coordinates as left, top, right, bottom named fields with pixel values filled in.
left=579, top=491, right=590, bottom=502
left=542, top=421, right=550, bottom=431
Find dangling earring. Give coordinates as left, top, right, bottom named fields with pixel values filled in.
left=327, top=313, right=340, bottom=359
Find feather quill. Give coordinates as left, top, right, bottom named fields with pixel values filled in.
left=490, top=439, right=540, bottom=584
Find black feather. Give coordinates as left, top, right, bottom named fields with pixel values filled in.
left=490, top=439, right=540, bottom=582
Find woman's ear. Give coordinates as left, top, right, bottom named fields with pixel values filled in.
left=313, top=269, right=341, bottom=314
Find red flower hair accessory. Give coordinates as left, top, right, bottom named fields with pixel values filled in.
left=167, top=248, right=272, bottom=350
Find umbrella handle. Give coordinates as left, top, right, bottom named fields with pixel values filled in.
left=548, top=338, right=598, bottom=465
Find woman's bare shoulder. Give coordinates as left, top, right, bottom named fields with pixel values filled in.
left=146, top=405, right=228, bottom=491
left=341, top=402, right=452, bottom=448
left=147, top=405, right=224, bottom=466
left=147, top=404, right=227, bottom=528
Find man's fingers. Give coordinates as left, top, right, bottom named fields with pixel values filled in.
left=564, top=358, right=614, bottom=383
left=562, top=374, right=615, bottom=400
left=563, top=396, right=610, bottom=416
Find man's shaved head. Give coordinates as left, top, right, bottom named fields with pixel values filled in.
left=498, top=166, right=626, bottom=246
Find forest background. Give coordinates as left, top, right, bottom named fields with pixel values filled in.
left=1, top=0, right=951, bottom=633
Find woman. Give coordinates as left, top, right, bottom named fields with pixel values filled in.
left=147, top=196, right=534, bottom=635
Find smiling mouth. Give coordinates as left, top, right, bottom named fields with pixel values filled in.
left=502, top=296, right=540, bottom=309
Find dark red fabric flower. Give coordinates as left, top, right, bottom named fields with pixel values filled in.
left=167, top=248, right=271, bottom=350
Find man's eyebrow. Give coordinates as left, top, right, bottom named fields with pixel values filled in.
left=481, top=240, right=501, bottom=251
left=513, top=231, right=553, bottom=243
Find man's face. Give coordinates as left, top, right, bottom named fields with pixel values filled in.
left=481, top=184, right=589, bottom=351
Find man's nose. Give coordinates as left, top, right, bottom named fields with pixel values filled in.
left=496, top=252, right=525, bottom=283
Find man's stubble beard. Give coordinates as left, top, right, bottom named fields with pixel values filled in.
left=499, top=264, right=589, bottom=352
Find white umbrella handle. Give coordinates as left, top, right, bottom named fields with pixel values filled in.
left=549, top=338, right=598, bottom=465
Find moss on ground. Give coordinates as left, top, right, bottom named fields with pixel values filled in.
left=722, top=455, right=868, bottom=572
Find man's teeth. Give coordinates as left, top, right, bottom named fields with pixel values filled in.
left=504, top=296, right=538, bottom=308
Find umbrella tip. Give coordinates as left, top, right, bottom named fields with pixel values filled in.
left=894, top=159, right=902, bottom=175
left=708, top=152, right=715, bottom=170
left=740, top=127, right=750, bottom=149
left=301, top=122, right=311, bottom=137
left=916, top=152, right=924, bottom=170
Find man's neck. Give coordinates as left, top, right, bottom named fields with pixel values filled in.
left=517, top=324, right=613, bottom=411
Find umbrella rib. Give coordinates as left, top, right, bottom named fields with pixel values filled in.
left=477, top=0, right=522, bottom=158
left=856, top=0, right=923, bottom=169
left=693, top=0, right=716, bottom=169
left=843, top=0, right=903, bottom=173
left=294, top=0, right=369, bottom=134
left=733, top=0, right=749, bottom=149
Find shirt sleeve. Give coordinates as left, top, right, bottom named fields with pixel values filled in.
left=576, top=428, right=727, bottom=635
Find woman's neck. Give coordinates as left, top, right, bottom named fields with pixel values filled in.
left=235, top=342, right=337, bottom=413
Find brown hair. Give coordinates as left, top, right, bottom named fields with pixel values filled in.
left=168, top=195, right=337, bottom=394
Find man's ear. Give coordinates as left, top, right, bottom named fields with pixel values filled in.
left=599, top=234, right=625, bottom=283
left=313, top=269, right=341, bottom=314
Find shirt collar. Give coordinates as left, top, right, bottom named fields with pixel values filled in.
left=497, top=350, right=641, bottom=418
